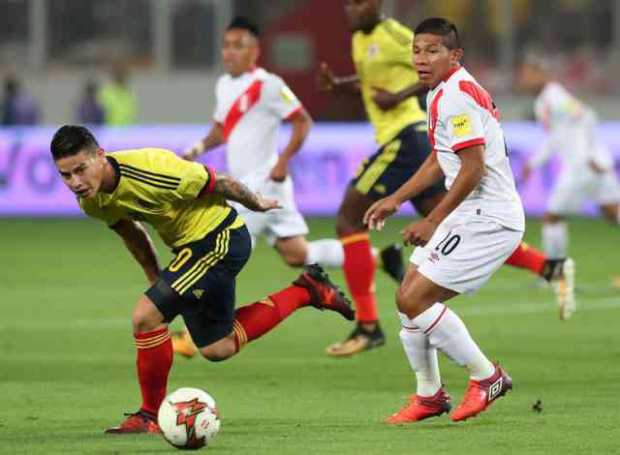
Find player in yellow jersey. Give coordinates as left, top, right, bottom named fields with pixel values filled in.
left=51, top=125, right=354, bottom=434
left=317, top=0, right=446, bottom=356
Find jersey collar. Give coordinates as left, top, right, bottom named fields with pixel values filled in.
left=105, top=155, right=121, bottom=193
left=441, top=65, right=461, bottom=83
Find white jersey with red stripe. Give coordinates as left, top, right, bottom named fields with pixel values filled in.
left=531, top=81, right=614, bottom=171
left=213, top=67, right=302, bottom=180
left=426, top=66, right=524, bottom=231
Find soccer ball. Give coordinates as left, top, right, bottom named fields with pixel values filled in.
left=158, top=387, right=221, bottom=450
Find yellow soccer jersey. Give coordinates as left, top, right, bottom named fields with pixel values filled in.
left=80, top=148, right=237, bottom=249
left=352, top=18, right=427, bottom=146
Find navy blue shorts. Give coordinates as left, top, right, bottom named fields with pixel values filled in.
left=351, top=122, right=446, bottom=206
left=146, top=210, right=251, bottom=348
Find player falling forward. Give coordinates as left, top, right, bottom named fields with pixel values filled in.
left=365, top=18, right=522, bottom=423
left=174, top=16, right=399, bottom=358
left=51, top=125, right=353, bottom=434
left=318, top=0, right=576, bottom=357
left=519, top=56, right=620, bottom=262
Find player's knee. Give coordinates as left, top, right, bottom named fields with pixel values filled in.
left=132, top=308, right=159, bottom=333
left=282, top=252, right=305, bottom=267
left=336, top=213, right=362, bottom=238
left=199, top=342, right=235, bottom=362
left=395, top=286, right=425, bottom=319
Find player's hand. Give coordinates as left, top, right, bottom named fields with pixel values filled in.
left=588, top=159, right=605, bottom=174
left=521, top=163, right=533, bottom=183
left=372, top=87, right=401, bottom=111
left=182, top=140, right=205, bottom=161
left=269, top=157, right=289, bottom=182
left=363, top=196, right=401, bottom=230
left=401, top=218, right=438, bottom=247
left=254, top=194, right=282, bottom=212
left=317, top=62, right=336, bottom=92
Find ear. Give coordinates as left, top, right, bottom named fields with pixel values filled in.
left=450, top=48, right=464, bottom=65
left=95, top=147, right=106, bottom=161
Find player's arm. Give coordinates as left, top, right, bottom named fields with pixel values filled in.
left=372, top=81, right=428, bottom=111
left=183, top=122, right=224, bottom=161
left=212, top=173, right=280, bottom=212
left=110, top=219, right=160, bottom=285
left=364, top=151, right=443, bottom=229
left=269, top=108, right=313, bottom=182
left=317, top=62, right=360, bottom=94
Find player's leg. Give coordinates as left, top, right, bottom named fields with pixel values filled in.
left=274, top=235, right=345, bottom=268
left=106, top=294, right=173, bottom=434
left=600, top=203, right=620, bottom=224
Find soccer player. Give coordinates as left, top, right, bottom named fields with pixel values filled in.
left=364, top=17, right=522, bottom=423
left=519, top=56, right=620, bottom=260
left=318, top=0, right=575, bottom=356
left=50, top=125, right=354, bottom=434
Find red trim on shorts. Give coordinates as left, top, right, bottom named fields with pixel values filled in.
left=453, top=138, right=485, bottom=152
left=423, top=305, right=448, bottom=334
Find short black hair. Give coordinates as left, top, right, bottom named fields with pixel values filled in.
left=227, top=16, right=260, bottom=38
left=50, top=125, right=99, bottom=160
left=414, top=17, right=461, bottom=50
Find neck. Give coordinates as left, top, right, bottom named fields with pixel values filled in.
left=360, top=15, right=382, bottom=34
left=100, top=157, right=119, bottom=193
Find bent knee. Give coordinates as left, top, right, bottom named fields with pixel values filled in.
left=199, top=341, right=236, bottom=362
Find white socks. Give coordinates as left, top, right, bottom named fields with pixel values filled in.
left=305, top=239, right=344, bottom=267
left=542, top=222, right=568, bottom=259
left=398, top=320, right=442, bottom=396
left=399, top=303, right=495, bottom=390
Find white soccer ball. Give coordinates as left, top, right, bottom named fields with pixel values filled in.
left=158, top=387, right=221, bottom=450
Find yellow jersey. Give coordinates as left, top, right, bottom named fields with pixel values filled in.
left=80, top=148, right=238, bottom=249
left=352, top=18, right=426, bottom=146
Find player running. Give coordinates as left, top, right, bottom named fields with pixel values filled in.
left=519, top=56, right=620, bottom=261
left=50, top=125, right=354, bottom=434
left=365, top=17, right=522, bottom=423
left=318, top=0, right=575, bottom=357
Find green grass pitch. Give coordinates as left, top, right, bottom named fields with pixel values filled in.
left=1, top=217, right=619, bottom=454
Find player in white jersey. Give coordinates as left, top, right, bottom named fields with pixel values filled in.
left=519, top=56, right=620, bottom=260
left=365, top=18, right=522, bottom=423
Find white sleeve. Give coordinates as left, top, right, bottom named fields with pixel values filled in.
left=213, top=78, right=226, bottom=124
left=265, top=76, right=302, bottom=120
left=441, top=92, right=486, bottom=153
left=528, top=135, right=555, bottom=168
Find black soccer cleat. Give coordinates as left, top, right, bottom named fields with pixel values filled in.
left=293, top=264, right=355, bottom=321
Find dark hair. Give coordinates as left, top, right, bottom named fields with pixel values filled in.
left=50, top=125, right=99, bottom=160
left=414, top=17, right=461, bottom=50
left=227, top=16, right=260, bottom=38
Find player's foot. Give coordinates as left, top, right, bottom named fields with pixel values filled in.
left=171, top=329, right=198, bottom=358
left=543, top=258, right=576, bottom=320
left=451, top=363, right=512, bottom=422
left=379, top=244, right=404, bottom=282
left=105, top=410, right=161, bottom=434
left=325, top=322, right=385, bottom=357
left=385, top=388, right=452, bottom=424
left=293, top=264, right=355, bottom=321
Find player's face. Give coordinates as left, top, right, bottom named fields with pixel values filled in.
left=413, top=33, right=462, bottom=88
left=344, top=0, right=381, bottom=32
left=55, top=149, right=107, bottom=199
left=221, top=29, right=259, bottom=76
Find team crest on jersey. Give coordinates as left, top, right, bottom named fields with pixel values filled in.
left=367, top=43, right=380, bottom=58
left=451, top=114, right=472, bottom=137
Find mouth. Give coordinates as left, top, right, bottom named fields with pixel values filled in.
left=75, top=188, right=90, bottom=198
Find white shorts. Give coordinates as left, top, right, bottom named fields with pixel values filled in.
left=410, top=217, right=523, bottom=294
left=548, top=168, right=620, bottom=214
left=232, top=175, right=308, bottom=247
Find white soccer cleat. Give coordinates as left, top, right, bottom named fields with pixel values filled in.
left=551, top=257, right=576, bottom=320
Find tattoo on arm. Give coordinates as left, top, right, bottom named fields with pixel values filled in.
left=213, top=173, right=262, bottom=210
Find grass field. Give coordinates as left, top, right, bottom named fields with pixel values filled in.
left=1, top=217, right=619, bottom=454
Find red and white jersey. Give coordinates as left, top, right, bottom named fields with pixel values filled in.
left=426, top=66, right=524, bottom=231
left=213, top=67, right=302, bottom=179
left=531, top=82, right=613, bottom=170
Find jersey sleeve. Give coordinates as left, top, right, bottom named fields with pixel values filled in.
left=164, top=152, right=216, bottom=199
left=265, top=76, right=302, bottom=120
left=441, top=91, right=486, bottom=152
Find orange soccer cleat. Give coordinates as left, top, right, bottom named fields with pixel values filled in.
left=171, top=329, right=198, bottom=358
left=105, top=410, right=161, bottom=434
left=293, top=264, right=355, bottom=321
left=385, top=388, right=452, bottom=424
left=451, top=364, right=513, bottom=422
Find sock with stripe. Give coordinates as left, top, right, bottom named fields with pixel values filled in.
left=134, top=327, right=173, bottom=415
left=504, top=241, right=547, bottom=276
left=410, top=303, right=494, bottom=381
left=398, top=313, right=442, bottom=397
left=232, top=286, right=310, bottom=351
left=341, top=233, right=378, bottom=323
left=305, top=239, right=344, bottom=267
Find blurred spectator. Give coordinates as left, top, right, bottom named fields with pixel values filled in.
left=75, top=79, right=105, bottom=125
left=1, top=75, right=40, bottom=125
left=99, top=65, right=137, bottom=126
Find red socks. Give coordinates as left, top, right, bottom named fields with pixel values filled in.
left=341, top=232, right=378, bottom=323
left=505, top=242, right=547, bottom=276
left=233, top=286, right=310, bottom=351
left=134, top=327, right=173, bottom=415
